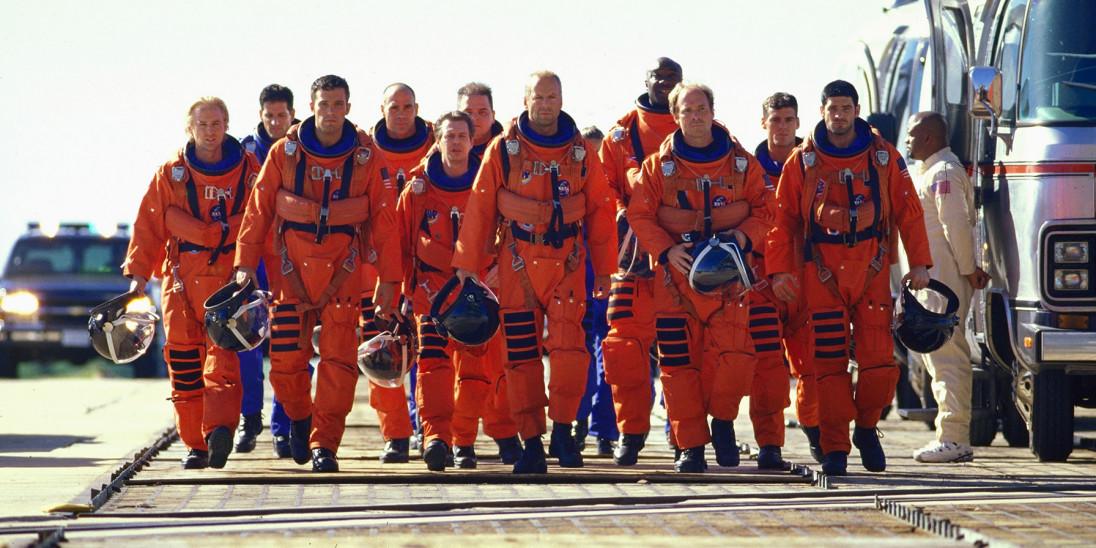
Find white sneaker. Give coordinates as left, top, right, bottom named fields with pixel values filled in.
left=913, top=441, right=974, bottom=463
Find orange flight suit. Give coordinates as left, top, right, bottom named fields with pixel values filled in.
left=768, top=119, right=931, bottom=454
left=364, top=116, right=434, bottom=441
left=754, top=139, right=813, bottom=435
left=235, top=117, right=401, bottom=454
left=124, top=138, right=260, bottom=451
left=396, top=151, right=518, bottom=447
left=453, top=112, right=617, bottom=440
left=597, top=94, right=679, bottom=438
left=626, top=125, right=772, bottom=450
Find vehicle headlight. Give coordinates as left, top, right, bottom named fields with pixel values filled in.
left=1053, top=241, right=1089, bottom=264
left=1054, top=269, right=1089, bottom=291
left=0, top=291, right=40, bottom=315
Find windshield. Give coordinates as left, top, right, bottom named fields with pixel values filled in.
left=1019, top=0, right=1096, bottom=123
left=4, top=237, right=127, bottom=277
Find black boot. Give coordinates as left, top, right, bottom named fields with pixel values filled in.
left=596, top=437, right=614, bottom=456
left=710, top=418, right=739, bottom=467
left=454, top=445, right=477, bottom=469
left=380, top=438, right=410, bottom=464
left=272, top=435, right=291, bottom=459
left=181, top=448, right=208, bottom=470
left=675, top=445, right=707, bottom=473
left=757, top=445, right=788, bottom=470
left=853, top=426, right=886, bottom=472
left=801, top=425, right=823, bottom=464
left=206, top=426, right=233, bottom=469
left=423, top=439, right=449, bottom=472
left=495, top=436, right=523, bottom=465
left=822, top=451, right=848, bottom=476
left=289, top=416, right=312, bottom=465
left=549, top=422, right=584, bottom=468
left=573, top=418, right=589, bottom=452
left=613, top=433, right=646, bottom=466
left=311, top=448, right=339, bottom=472
left=513, top=436, right=548, bottom=474
left=234, top=413, right=263, bottom=453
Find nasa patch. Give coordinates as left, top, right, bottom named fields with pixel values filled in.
left=853, top=194, right=865, bottom=206
left=521, top=170, right=532, bottom=184
left=425, top=209, right=439, bottom=224
left=814, top=178, right=826, bottom=197
left=519, top=222, right=535, bottom=231
left=355, top=147, right=371, bottom=165
left=209, top=203, right=225, bottom=222
left=558, top=180, right=571, bottom=197
left=712, top=195, right=727, bottom=208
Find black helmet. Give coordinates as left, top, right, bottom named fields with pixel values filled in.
left=429, top=276, right=500, bottom=347
left=357, top=318, right=411, bottom=388
left=203, top=279, right=271, bottom=352
left=89, top=291, right=160, bottom=364
left=688, top=234, right=754, bottom=295
left=896, top=278, right=960, bottom=353
left=617, top=210, right=653, bottom=277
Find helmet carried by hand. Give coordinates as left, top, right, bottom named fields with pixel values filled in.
left=89, top=291, right=160, bottom=364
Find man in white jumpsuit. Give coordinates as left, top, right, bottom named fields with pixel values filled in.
left=904, top=112, right=990, bottom=463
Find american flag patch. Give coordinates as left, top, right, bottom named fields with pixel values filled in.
left=931, top=179, right=951, bottom=195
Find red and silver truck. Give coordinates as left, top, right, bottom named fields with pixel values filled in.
left=847, top=0, right=1096, bottom=461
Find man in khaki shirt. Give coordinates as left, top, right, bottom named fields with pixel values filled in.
left=904, top=112, right=990, bottom=463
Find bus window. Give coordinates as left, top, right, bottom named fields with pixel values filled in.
left=1018, top=0, right=1096, bottom=123
left=941, top=6, right=971, bottom=153
left=994, top=0, right=1028, bottom=121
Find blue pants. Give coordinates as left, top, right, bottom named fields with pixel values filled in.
left=577, top=261, right=618, bottom=441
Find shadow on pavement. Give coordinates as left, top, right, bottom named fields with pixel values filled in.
left=0, top=434, right=97, bottom=453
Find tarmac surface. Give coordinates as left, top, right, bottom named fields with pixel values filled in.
left=1, top=375, right=1094, bottom=547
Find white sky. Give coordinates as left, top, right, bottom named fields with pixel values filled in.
left=0, top=0, right=885, bottom=267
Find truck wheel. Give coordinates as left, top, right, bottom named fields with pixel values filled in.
left=1029, top=370, right=1073, bottom=462
left=1001, top=393, right=1029, bottom=447
left=969, top=369, right=997, bottom=446
left=0, top=350, right=17, bottom=378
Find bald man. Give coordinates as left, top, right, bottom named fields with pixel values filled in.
left=904, top=112, right=988, bottom=463
left=453, top=70, right=618, bottom=474
left=366, top=82, right=435, bottom=464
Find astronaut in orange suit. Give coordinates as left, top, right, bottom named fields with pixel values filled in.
left=364, top=82, right=435, bottom=463
left=234, top=75, right=401, bottom=473
left=627, top=83, right=772, bottom=473
left=453, top=70, right=617, bottom=474
left=767, top=80, right=931, bottom=476
left=124, top=97, right=260, bottom=470
left=598, top=57, right=682, bottom=465
left=396, top=111, right=522, bottom=471
left=452, top=82, right=524, bottom=466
